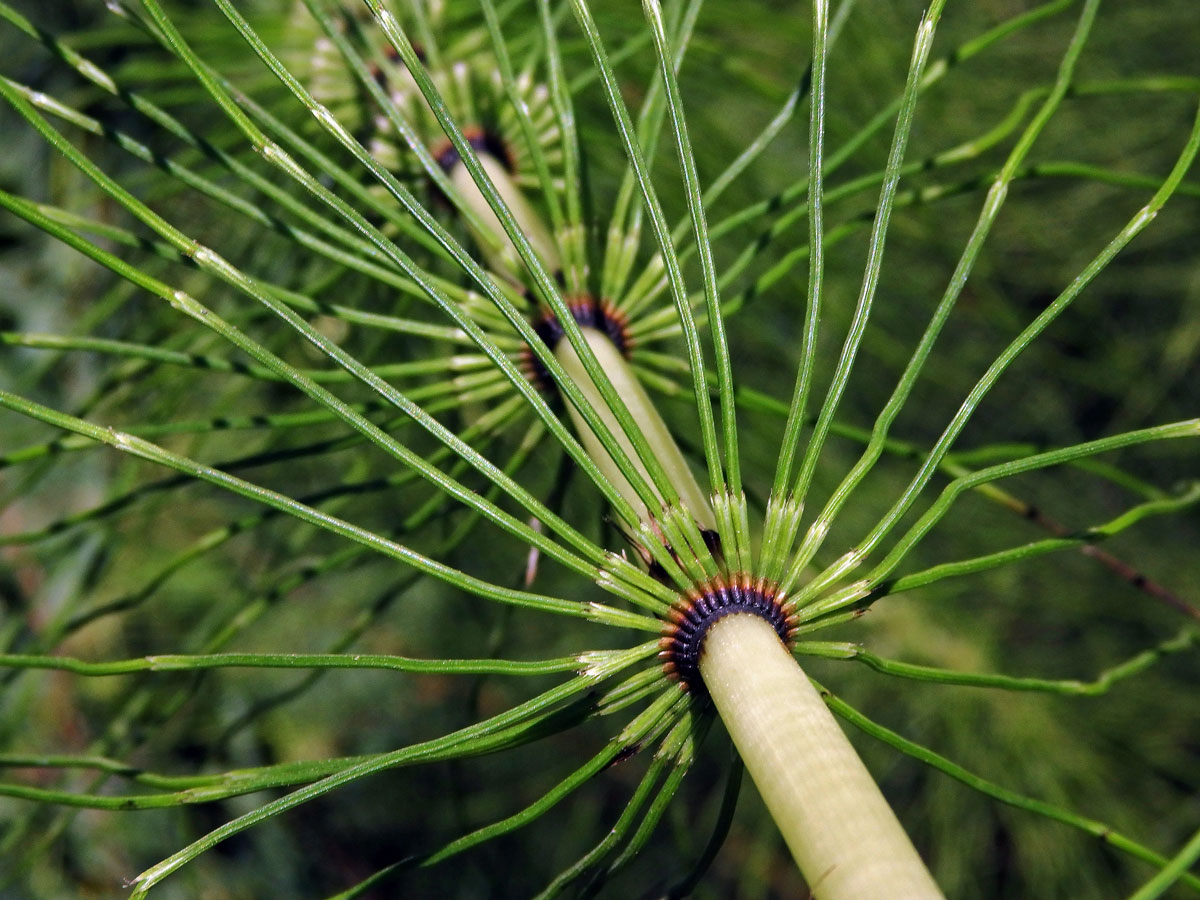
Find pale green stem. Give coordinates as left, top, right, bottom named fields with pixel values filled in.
left=700, top=614, right=944, bottom=900
left=554, top=326, right=715, bottom=532
left=448, top=153, right=561, bottom=277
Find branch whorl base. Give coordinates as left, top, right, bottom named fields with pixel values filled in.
left=660, top=577, right=796, bottom=695
left=432, top=125, right=515, bottom=173
left=522, top=298, right=632, bottom=393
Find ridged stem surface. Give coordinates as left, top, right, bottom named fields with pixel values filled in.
left=700, top=613, right=944, bottom=900
left=449, top=152, right=561, bottom=274
left=554, top=326, right=714, bottom=530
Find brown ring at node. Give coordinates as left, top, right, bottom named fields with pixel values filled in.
left=520, top=297, right=634, bottom=394
left=431, top=125, right=515, bottom=174
left=659, top=576, right=796, bottom=697
left=369, top=43, right=425, bottom=89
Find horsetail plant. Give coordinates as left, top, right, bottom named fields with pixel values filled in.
left=1, top=0, right=1198, bottom=898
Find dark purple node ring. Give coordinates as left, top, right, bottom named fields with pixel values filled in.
left=521, top=298, right=632, bottom=393
left=659, top=577, right=796, bottom=696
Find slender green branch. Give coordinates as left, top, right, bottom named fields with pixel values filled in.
left=554, top=326, right=715, bottom=536
left=0, top=172, right=621, bottom=582
left=863, top=423, right=1198, bottom=592
left=787, top=1, right=946, bottom=520
left=1126, top=826, right=1200, bottom=900
left=568, top=0, right=725, bottom=502
left=422, top=688, right=687, bottom=869
left=665, top=751, right=744, bottom=898
left=122, top=650, right=655, bottom=894
left=876, top=481, right=1200, bottom=600
left=799, top=98, right=1200, bottom=600
left=824, top=687, right=1200, bottom=891
left=204, top=0, right=681, bottom=535
left=2, top=331, right=480, bottom=384
left=0, top=651, right=587, bottom=678
left=766, top=0, right=829, bottom=501
left=798, top=626, right=1198, bottom=695
left=643, top=0, right=742, bottom=498
left=0, top=387, right=658, bottom=630
left=783, top=0, right=1104, bottom=587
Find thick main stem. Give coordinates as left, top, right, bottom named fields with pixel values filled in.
left=700, top=614, right=944, bottom=900
left=448, top=152, right=561, bottom=276
left=554, top=326, right=715, bottom=531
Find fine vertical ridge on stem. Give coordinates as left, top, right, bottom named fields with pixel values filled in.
left=700, top=614, right=944, bottom=900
